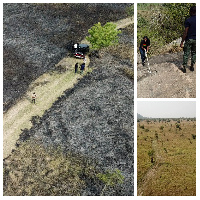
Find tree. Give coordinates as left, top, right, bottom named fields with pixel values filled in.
left=86, top=22, right=121, bottom=50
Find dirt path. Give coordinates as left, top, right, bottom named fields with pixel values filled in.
left=137, top=139, right=164, bottom=196
left=3, top=57, right=91, bottom=158
left=114, top=17, right=134, bottom=29
left=3, top=17, right=134, bottom=159
left=137, top=52, right=196, bottom=98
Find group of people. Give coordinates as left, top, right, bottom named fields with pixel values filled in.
left=75, top=62, right=86, bottom=74
left=139, top=6, right=196, bottom=73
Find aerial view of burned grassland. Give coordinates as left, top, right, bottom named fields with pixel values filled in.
left=137, top=101, right=196, bottom=196
left=3, top=3, right=134, bottom=196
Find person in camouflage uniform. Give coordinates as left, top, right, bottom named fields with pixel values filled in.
left=180, top=6, right=196, bottom=73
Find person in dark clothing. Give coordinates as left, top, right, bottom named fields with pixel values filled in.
left=180, top=6, right=196, bottom=73
left=75, top=63, right=78, bottom=73
left=139, top=36, right=150, bottom=66
left=32, top=92, right=36, bottom=104
left=80, top=63, right=85, bottom=74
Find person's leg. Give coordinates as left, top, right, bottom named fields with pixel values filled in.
left=183, top=40, right=191, bottom=70
left=190, top=39, right=196, bottom=70
left=139, top=47, right=145, bottom=65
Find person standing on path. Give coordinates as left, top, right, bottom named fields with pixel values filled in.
left=75, top=63, right=78, bottom=73
left=32, top=92, right=36, bottom=104
left=139, top=36, right=150, bottom=66
left=80, top=63, right=85, bottom=74
left=180, top=6, right=196, bottom=73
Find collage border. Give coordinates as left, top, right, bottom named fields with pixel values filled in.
left=1, top=0, right=199, bottom=199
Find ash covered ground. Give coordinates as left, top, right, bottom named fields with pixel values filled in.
left=3, top=3, right=130, bottom=111
left=17, top=55, right=134, bottom=195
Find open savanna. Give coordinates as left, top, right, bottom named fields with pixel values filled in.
left=137, top=119, right=196, bottom=196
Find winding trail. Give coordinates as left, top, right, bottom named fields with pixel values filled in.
left=3, top=17, right=134, bottom=159
left=137, top=139, right=164, bottom=196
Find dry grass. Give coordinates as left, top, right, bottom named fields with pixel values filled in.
left=3, top=140, right=98, bottom=196
left=137, top=119, right=196, bottom=196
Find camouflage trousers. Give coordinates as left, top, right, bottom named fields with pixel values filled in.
left=183, top=39, right=196, bottom=67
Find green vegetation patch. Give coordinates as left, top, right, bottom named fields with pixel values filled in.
left=137, top=3, right=196, bottom=56
left=86, top=22, right=121, bottom=50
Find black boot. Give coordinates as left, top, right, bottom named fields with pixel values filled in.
left=190, top=66, right=194, bottom=71
left=182, top=66, right=186, bottom=73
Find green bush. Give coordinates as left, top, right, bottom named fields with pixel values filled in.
left=176, top=123, right=181, bottom=129
left=86, top=22, right=121, bottom=50
left=160, top=3, right=196, bottom=43
left=137, top=3, right=196, bottom=56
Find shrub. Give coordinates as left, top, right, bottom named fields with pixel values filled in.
left=155, top=133, right=158, bottom=140
left=191, top=134, right=196, bottom=140
left=86, top=22, right=121, bottom=50
left=140, top=125, right=145, bottom=129
left=176, top=123, right=181, bottom=130
left=160, top=126, right=164, bottom=130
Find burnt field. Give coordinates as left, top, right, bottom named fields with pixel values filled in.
left=3, top=3, right=131, bottom=111
left=4, top=53, right=134, bottom=196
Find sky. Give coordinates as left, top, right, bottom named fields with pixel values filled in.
left=137, top=101, right=196, bottom=118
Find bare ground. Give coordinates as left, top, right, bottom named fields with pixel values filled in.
left=137, top=52, right=196, bottom=98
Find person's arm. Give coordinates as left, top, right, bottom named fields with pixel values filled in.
left=180, top=27, right=189, bottom=48
left=147, top=45, right=150, bottom=52
left=146, top=39, right=150, bottom=52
